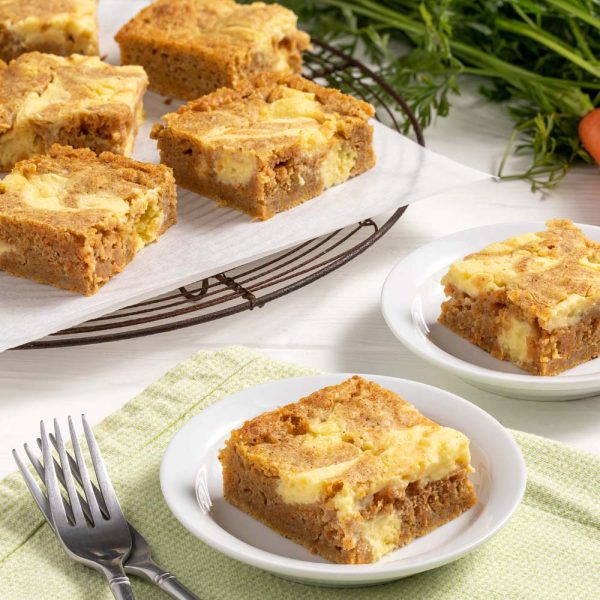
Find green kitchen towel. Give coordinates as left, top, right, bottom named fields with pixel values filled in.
left=0, top=346, right=598, bottom=599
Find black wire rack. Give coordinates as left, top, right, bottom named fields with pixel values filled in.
left=18, top=39, right=424, bottom=349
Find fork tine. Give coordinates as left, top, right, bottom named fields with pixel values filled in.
left=82, top=415, right=123, bottom=518
left=33, top=440, right=80, bottom=526
left=53, top=419, right=86, bottom=525
left=67, top=416, right=104, bottom=522
left=12, top=448, right=51, bottom=524
left=40, top=421, right=69, bottom=529
left=45, top=434, right=109, bottom=518
left=25, top=442, right=45, bottom=481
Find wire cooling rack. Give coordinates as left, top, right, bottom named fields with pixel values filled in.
left=18, top=39, right=424, bottom=349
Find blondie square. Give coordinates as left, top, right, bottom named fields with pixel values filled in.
left=440, top=219, right=600, bottom=375
left=0, top=145, right=176, bottom=295
left=151, top=73, right=376, bottom=220
left=115, top=0, right=310, bottom=100
left=0, top=52, right=148, bottom=170
left=219, top=376, right=476, bottom=564
left=0, top=0, right=98, bottom=62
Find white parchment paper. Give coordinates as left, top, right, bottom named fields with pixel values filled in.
left=0, top=1, right=489, bottom=351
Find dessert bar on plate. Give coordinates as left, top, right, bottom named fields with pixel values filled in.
left=0, top=52, right=147, bottom=170
left=219, top=375, right=477, bottom=564
left=0, top=0, right=98, bottom=62
left=115, top=0, right=310, bottom=100
left=0, top=145, right=176, bottom=295
left=151, top=73, right=376, bottom=220
left=440, top=219, right=600, bottom=375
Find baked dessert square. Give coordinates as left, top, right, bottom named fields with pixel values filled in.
left=0, top=145, right=176, bottom=295
left=115, top=0, right=310, bottom=100
left=219, top=376, right=476, bottom=564
left=439, top=219, right=600, bottom=375
left=0, top=52, right=148, bottom=170
left=0, top=0, right=98, bottom=62
left=151, top=73, right=376, bottom=220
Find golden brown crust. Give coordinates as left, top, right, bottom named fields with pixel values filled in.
left=154, top=74, right=375, bottom=157
left=0, top=53, right=139, bottom=121
left=178, top=72, right=375, bottom=122
left=0, top=54, right=53, bottom=134
left=459, top=219, right=600, bottom=322
left=115, top=0, right=310, bottom=100
left=233, top=375, right=433, bottom=457
left=0, top=0, right=84, bottom=22
left=225, top=377, right=441, bottom=488
left=0, top=0, right=98, bottom=62
left=0, top=145, right=177, bottom=295
left=0, top=144, right=172, bottom=225
left=115, top=0, right=306, bottom=49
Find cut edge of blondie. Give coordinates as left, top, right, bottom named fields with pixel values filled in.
left=439, top=285, right=600, bottom=375
left=222, top=445, right=476, bottom=564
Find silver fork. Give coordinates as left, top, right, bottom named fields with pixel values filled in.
left=38, top=416, right=134, bottom=599
left=32, top=436, right=199, bottom=599
left=14, top=417, right=200, bottom=600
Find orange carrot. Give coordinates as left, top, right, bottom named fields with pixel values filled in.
left=579, top=108, right=600, bottom=165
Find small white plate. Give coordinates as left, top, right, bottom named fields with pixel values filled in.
left=381, top=221, right=600, bottom=401
left=160, top=374, right=525, bottom=587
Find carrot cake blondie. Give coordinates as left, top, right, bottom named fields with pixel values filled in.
left=0, top=52, right=148, bottom=170
left=0, top=145, right=176, bottom=295
left=219, top=376, right=476, bottom=564
left=115, top=0, right=310, bottom=100
left=0, top=0, right=98, bottom=62
left=151, top=73, right=376, bottom=220
left=439, top=219, right=600, bottom=375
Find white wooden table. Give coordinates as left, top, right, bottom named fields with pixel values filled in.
left=1, top=82, right=599, bottom=478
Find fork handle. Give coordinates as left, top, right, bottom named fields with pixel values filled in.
left=125, top=560, right=199, bottom=600
left=103, top=568, right=136, bottom=600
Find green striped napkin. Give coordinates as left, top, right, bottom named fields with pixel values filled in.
left=0, top=346, right=598, bottom=599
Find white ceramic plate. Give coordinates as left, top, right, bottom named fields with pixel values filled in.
left=381, top=221, right=600, bottom=401
left=160, top=374, right=525, bottom=587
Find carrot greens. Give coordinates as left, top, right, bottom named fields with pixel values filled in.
left=281, top=0, right=600, bottom=189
